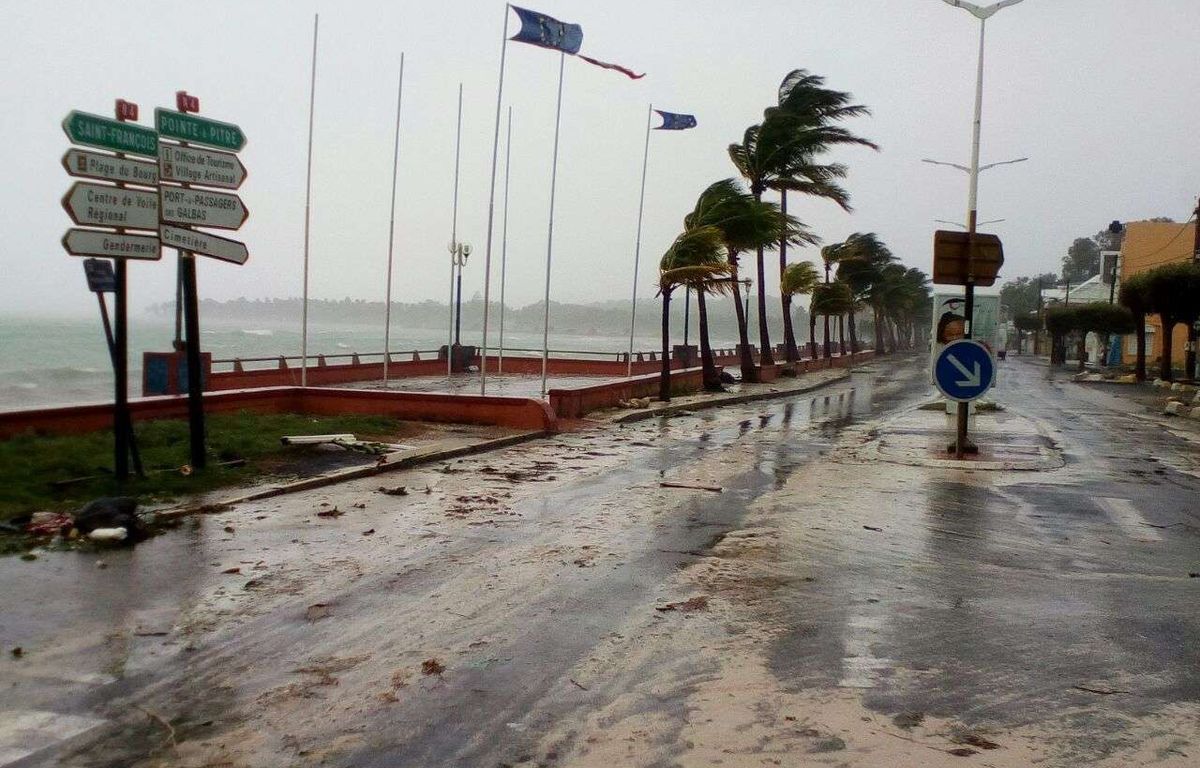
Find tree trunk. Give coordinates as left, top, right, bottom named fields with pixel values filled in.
left=1134, top=313, right=1146, bottom=381
left=753, top=191, right=774, bottom=367
left=1077, top=333, right=1087, bottom=372
left=778, top=192, right=799, bottom=363
left=848, top=311, right=859, bottom=354
left=782, top=295, right=799, bottom=362
left=1160, top=315, right=1175, bottom=381
left=838, top=314, right=847, bottom=356
left=696, top=289, right=722, bottom=391
left=659, top=290, right=672, bottom=402
left=873, top=306, right=884, bottom=354
left=822, top=313, right=831, bottom=358
left=808, top=306, right=818, bottom=360
left=729, top=257, right=756, bottom=381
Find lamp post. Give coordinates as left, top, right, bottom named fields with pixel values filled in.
left=449, top=240, right=472, bottom=347
left=938, top=0, right=1027, bottom=458
left=741, top=278, right=752, bottom=336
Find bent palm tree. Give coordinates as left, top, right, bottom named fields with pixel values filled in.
left=781, top=261, right=820, bottom=359
left=659, top=226, right=730, bottom=398
left=831, top=232, right=896, bottom=353
left=736, top=69, right=877, bottom=363
left=684, top=179, right=804, bottom=382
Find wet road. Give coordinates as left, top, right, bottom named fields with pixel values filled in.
left=2, top=355, right=1197, bottom=767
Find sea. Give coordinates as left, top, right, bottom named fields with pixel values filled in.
left=0, top=314, right=673, bottom=411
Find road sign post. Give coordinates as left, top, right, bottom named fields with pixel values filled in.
left=155, top=98, right=249, bottom=472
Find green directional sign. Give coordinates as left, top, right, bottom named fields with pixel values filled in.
left=62, top=110, right=158, bottom=157
left=155, top=108, right=246, bottom=151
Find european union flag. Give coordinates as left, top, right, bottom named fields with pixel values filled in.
left=510, top=6, right=583, bottom=55
left=655, top=110, right=697, bottom=130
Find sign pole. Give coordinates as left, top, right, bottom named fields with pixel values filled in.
left=181, top=253, right=205, bottom=469
left=95, top=287, right=143, bottom=477
left=112, top=264, right=131, bottom=481
left=498, top=106, right=513, bottom=374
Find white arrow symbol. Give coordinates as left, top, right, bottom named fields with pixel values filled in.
left=947, top=354, right=982, bottom=387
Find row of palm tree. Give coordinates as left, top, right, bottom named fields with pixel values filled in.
left=656, top=69, right=932, bottom=401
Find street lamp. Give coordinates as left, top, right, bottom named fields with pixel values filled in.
left=935, top=218, right=1006, bottom=229
left=939, top=0, right=1026, bottom=458
left=937, top=0, right=1027, bottom=232
left=448, top=240, right=472, bottom=347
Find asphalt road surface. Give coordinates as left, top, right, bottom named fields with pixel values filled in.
left=2, top=354, right=1197, bottom=767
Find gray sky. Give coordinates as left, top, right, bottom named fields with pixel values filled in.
left=3, top=0, right=1198, bottom=317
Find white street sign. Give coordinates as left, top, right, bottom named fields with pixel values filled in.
left=158, top=143, right=247, bottom=189
left=61, top=182, right=158, bottom=230
left=62, top=149, right=158, bottom=186
left=62, top=228, right=161, bottom=260
left=160, top=186, right=248, bottom=230
left=161, top=225, right=248, bottom=265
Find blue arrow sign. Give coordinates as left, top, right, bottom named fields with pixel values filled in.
left=933, top=339, right=996, bottom=402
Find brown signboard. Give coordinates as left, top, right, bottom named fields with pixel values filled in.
left=932, top=230, right=1004, bottom=286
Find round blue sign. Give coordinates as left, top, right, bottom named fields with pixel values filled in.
left=933, top=339, right=996, bottom=402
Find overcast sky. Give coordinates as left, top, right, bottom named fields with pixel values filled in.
left=3, top=0, right=1199, bottom=318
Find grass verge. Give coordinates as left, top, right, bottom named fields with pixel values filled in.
left=0, top=411, right=412, bottom=523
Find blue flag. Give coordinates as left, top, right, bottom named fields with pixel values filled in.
left=510, top=6, right=583, bottom=55
left=655, top=110, right=697, bottom=130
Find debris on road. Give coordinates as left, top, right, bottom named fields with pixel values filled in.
left=87, top=526, right=128, bottom=543
left=222, top=566, right=241, bottom=574
left=362, top=529, right=376, bottom=536
left=660, top=481, right=723, bottom=493
left=305, top=603, right=333, bottom=621
left=863, top=525, right=883, bottom=532
left=316, top=506, right=344, bottom=518
left=655, top=596, right=709, bottom=613
left=378, top=485, right=409, bottom=496
left=1072, top=684, right=1129, bottom=695
left=892, top=712, right=925, bottom=729
left=25, top=511, right=73, bottom=536
left=421, top=658, right=445, bottom=675
left=75, top=496, right=141, bottom=536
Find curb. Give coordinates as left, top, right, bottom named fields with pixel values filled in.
left=612, top=370, right=853, bottom=425
left=158, top=430, right=547, bottom=519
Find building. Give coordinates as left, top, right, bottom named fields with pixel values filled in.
left=1118, top=220, right=1198, bottom=370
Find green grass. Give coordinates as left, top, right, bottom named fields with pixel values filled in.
left=0, top=411, right=408, bottom=521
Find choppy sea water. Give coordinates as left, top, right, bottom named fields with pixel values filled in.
left=0, top=314, right=672, bottom=411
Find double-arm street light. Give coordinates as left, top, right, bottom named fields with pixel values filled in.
left=938, top=0, right=1027, bottom=457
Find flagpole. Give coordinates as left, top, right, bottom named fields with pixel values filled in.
left=626, top=103, right=653, bottom=379
left=479, top=3, right=511, bottom=395
left=448, top=82, right=463, bottom=381
left=382, top=53, right=405, bottom=387
left=498, top=105, right=513, bottom=374
left=300, top=13, right=318, bottom=387
left=540, top=51, right=566, bottom=398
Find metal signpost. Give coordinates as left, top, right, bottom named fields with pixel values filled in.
left=82, top=259, right=144, bottom=477
left=61, top=103, right=162, bottom=482
left=157, top=92, right=249, bottom=470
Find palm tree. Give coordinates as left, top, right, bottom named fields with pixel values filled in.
left=736, top=69, right=877, bottom=364
left=658, top=226, right=730, bottom=399
left=830, top=233, right=896, bottom=353
left=781, top=261, right=820, bottom=360
left=684, top=179, right=807, bottom=382
left=810, top=281, right=853, bottom=359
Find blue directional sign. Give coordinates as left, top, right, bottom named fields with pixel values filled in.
left=933, top=339, right=996, bottom=402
